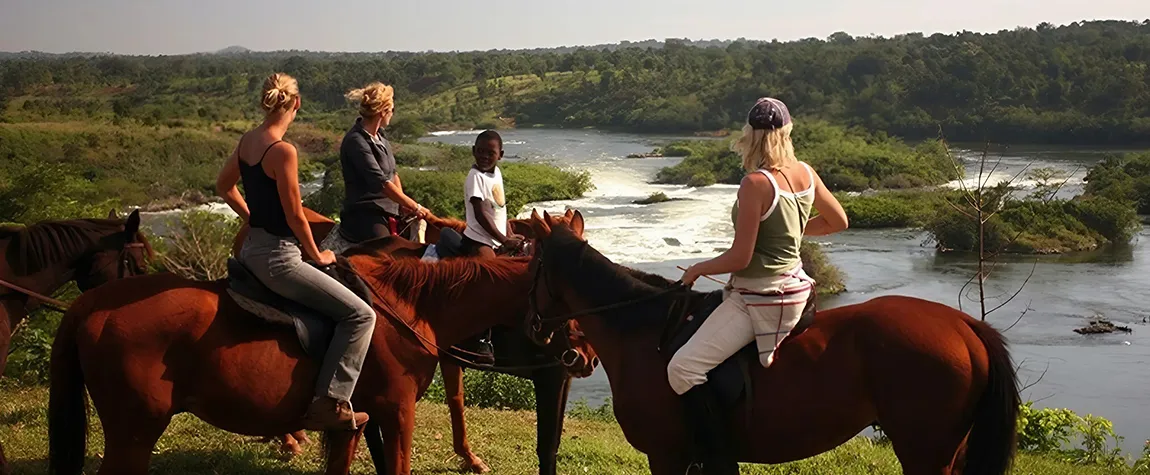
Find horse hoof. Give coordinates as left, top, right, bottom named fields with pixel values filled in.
left=459, top=456, right=491, bottom=474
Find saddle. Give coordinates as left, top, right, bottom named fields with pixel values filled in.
left=225, top=257, right=373, bottom=359
left=660, top=288, right=816, bottom=407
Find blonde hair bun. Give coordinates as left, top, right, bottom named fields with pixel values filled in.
left=260, top=73, right=299, bottom=113
left=346, top=82, right=395, bottom=118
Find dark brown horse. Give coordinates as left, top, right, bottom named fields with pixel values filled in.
left=48, top=253, right=577, bottom=475
left=256, top=208, right=596, bottom=474
left=0, top=210, right=151, bottom=474
left=521, top=216, right=1021, bottom=475
left=337, top=211, right=596, bottom=475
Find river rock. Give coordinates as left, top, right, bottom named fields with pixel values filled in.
left=1074, top=317, right=1133, bottom=335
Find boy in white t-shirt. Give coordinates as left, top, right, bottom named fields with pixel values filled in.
left=461, top=130, right=524, bottom=257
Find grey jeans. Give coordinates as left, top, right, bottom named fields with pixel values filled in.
left=240, top=227, right=376, bottom=403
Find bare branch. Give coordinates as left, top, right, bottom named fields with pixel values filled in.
left=986, top=259, right=1039, bottom=316
left=1003, top=301, right=1034, bottom=333
left=1019, top=362, right=1051, bottom=394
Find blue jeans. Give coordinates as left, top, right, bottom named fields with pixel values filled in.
left=240, top=227, right=376, bottom=403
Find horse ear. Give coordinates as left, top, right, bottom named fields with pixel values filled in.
left=564, top=209, right=574, bottom=219
left=124, top=209, right=141, bottom=236
left=530, top=209, right=552, bottom=237
left=571, top=210, right=585, bottom=237
left=108, top=209, right=119, bottom=219
left=543, top=210, right=552, bottom=223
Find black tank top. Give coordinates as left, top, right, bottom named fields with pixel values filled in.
left=239, top=140, right=294, bottom=237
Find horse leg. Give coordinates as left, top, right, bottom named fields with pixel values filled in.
left=362, top=420, right=389, bottom=474
left=97, top=416, right=171, bottom=475
left=322, top=426, right=366, bottom=475
left=442, top=361, right=489, bottom=473
left=531, top=366, right=571, bottom=475
left=376, top=399, right=418, bottom=475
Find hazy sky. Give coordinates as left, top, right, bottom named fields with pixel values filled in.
left=1, top=0, right=1148, bottom=55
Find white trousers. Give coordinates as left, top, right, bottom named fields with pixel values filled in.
left=667, top=268, right=813, bottom=395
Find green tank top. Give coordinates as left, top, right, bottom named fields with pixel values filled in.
left=731, top=164, right=815, bottom=278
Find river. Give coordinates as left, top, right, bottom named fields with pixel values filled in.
left=425, top=129, right=1150, bottom=456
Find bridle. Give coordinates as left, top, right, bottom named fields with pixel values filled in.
left=88, top=241, right=149, bottom=283
left=524, top=239, right=686, bottom=346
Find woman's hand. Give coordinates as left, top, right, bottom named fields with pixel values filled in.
left=314, top=249, right=337, bottom=267
left=681, top=264, right=702, bottom=288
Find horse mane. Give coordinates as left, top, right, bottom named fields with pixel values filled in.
left=544, top=226, right=682, bottom=330
left=350, top=254, right=529, bottom=306
left=2, top=218, right=130, bottom=276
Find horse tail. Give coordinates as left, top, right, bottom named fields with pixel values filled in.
left=48, top=294, right=93, bottom=475
left=962, top=319, right=1020, bottom=475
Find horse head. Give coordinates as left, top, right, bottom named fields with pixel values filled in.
left=78, top=209, right=153, bottom=291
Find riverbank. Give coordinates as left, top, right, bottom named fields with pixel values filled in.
left=0, top=386, right=1138, bottom=474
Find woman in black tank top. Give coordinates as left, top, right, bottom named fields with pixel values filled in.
left=215, top=73, right=375, bottom=431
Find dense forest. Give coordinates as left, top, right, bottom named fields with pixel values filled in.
left=2, top=20, right=1149, bottom=143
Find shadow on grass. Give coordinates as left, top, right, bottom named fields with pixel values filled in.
left=7, top=450, right=316, bottom=475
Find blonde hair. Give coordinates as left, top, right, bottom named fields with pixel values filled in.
left=345, top=82, right=395, bottom=118
left=260, top=73, right=299, bottom=113
left=732, top=122, right=796, bottom=172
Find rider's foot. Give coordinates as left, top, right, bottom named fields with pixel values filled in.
left=300, top=397, right=369, bottom=431
left=452, top=334, right=495, bottom=366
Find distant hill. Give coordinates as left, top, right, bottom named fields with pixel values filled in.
left=213, top=46, right=252, bottom=55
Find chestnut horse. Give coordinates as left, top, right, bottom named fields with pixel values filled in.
left=522, top=219, right=1020, bottom=475
left=254, top=208, right=596, bottom=475
left=48, top=253, right=572, bottom=475
left=0, top=210, right=151, bottom=474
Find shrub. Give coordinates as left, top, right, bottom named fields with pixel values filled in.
left=801, top=241, right=845, bottom=295
left=421, top=367, right=536, bottom=411
left=634, top=192, right=672, bottom=205
left=662, top=143, right=693, bottom=157
left=838, top=191, right=940, bottom=229
left=152, top=210, right=242, bottom=281
left=567, top=398, right=617, bottom=422
left=1083, top=152, right=1150, bottom=214
left=1017, top=403, right=1127, bottom=467
left=686, top=171, right=716, bottom=188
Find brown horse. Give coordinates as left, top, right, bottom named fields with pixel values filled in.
left=0, top=209, right=151, bottom=474
left=261, top=208, right=595, bottom=475
left=48, top=252, right=576, bottom=475
left=521, top=217, right=1020, bottom=475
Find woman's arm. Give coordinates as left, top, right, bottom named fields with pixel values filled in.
left=267, top=144, right=329, bottom=263
left=345, top=140, right=426, bottom=218
left=215, top=143, right=251, bottom=222
left=804, top=168, right=849, bottom=236
left=682, top=173, right=770, bottom=285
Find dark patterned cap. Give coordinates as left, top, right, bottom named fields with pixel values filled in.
left=747, top=97, right=792, bottom=130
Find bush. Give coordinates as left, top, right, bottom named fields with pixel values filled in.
left=567, top=398, right=617, bottom=422
left=1017, top=403, right=1127, bottom=467
left=838, top=191, right=941, bottom=229
left=1083, top=152, right=1150, bottom=214
left=152, top=210, right=242, bottom=280
left=422, top=367, right=536, bottom=411
left=686, top=171, right=716, bottom=188
left=801, top=241, right=846, bottom=295
left=662, top=143, right=693, bottom=157
left=0, top=162, right=119, bottom=223
left=3, top=284, right=80, bottom=386
left=634, top=192, right=672, bottom=205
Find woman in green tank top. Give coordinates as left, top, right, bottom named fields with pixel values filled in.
left=667, top=98, right=849, bottom=473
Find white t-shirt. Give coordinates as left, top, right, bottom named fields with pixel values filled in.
left=463, top=166, right=507, bottom=247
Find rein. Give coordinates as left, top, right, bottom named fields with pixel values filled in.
left=0, top=278, right=68, bottom=312
left=337, top=260, right=566, bottom=373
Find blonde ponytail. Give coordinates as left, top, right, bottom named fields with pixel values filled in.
left=260, top=73, right=299, bottom=113
left=345, top=82, right=394, bottom=118
left=733, top=122, right=797, bottom=172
